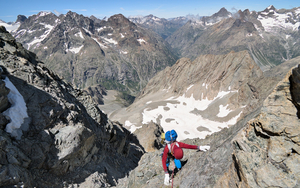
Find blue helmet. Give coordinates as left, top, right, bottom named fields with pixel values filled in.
left=165, top=130, right=177, bottom=141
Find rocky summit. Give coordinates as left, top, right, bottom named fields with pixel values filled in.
left=11, top=12, right=177, bottom=97
left=0, top=26, right=144, bottom=187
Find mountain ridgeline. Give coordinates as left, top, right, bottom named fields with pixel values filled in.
left=11, top=12, right=178, bottom=98
left=7, top=6, right=300, bottom=103
left=166, top=6, right=300, bottom=71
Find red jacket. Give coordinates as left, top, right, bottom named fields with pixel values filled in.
left=162, top=142, right=199, bottom=173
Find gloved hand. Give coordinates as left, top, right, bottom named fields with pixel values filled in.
left=164, top=173, right=170, bottom=185
left=199, top=145, right=210, bottom=152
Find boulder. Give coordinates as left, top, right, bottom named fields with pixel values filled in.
left=134, top=121, right=164, bottom=152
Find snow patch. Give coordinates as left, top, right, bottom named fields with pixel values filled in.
left=3, top=77, right=28, bottom=139
left=27, top=23, right=55, bottom=49
left=37, top=11, right=51, bottom=18
left=0, top=22, right=20, bottom=32
left=142, top=90, right=240, bottom=141
left=295, top=8, right=300, bottom=15
left=102, top=37, right=118, bottom=45
left=217, top=104, right=231, bottom=117
left=75, top=31, right=84, bottom=39
left=258, top=11, right=300, bottom=32
left=97, top=26, right=106, bottom=32
left=259, top=34, right=264, bottom=38
left=137, top=38, right=147, bottom=44
left=92, top=37, right=107, bottom=48
left=67, top=45, right=84, bottom=53
left=82, top=28, right=92, bottom=35
left=125, top=120, right=142, bottom=132
left=186, top=85, right=194, bottom=91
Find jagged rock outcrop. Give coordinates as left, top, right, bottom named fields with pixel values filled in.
left=0, top=25, right=144, bottom=187
left=115, top=58, right=300, bottom=188
left=133, top=121, right=164, bottom=152
left=83, top=84, right=107, bottom=105
left=11, top=12, right=177, bottom=98
left=218, top=65, right=300, bottom=187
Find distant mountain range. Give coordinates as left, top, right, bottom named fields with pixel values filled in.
left=166, top=6, right=300, bottom=71
left=1, top=5, right=299, bottom=103
left=8, top=12, right=177, bottom=101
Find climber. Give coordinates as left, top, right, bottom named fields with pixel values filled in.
left=162, top=129, right=210, bottom=185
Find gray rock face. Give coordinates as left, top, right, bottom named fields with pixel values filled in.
left=0, top=25, right=144, bottom=187
left=220, top=65, right=300, bottom=187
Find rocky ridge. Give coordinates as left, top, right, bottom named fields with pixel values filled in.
left=167, top=6, right=300, bottom=71
left=115, top=56, right=300, bottom=188
left=0, top=26, right=144, bottom=187
left=11, top=12, right=177, bottom=97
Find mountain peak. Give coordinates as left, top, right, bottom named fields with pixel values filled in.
left=66, top=10, right=80, bottom=17
left=264, top=5, right=276, bottom=12
left=107, top=14, right=132, bottom=26
left=214, top=7, right=231, bottom=17
left=36, top=11, right=52, bottom=18
left=16, top=15, right=27, bottom=23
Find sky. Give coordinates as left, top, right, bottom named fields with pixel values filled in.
left=0, top=0, right=299, bottom=23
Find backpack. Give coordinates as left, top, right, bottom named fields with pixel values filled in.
left=167, top=142, right=183, bottom=159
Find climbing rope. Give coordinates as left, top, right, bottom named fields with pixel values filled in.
left=171, top=159, right=175, bottom=188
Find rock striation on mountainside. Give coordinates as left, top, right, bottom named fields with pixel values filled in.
left=114, top=55, right=300, bottom=188
left=129, top=14, right=188, bottom=39
left=0, top=26, right=144, bottom=187
left=167, top=6, right=300, bottom=71
left=11, top=11, right=177, bottom=97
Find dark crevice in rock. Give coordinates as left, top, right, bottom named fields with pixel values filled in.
left=268, top=158, right=290, bottom=173
left=233, top=140, right=242, bottom=150
left=291, top=148, right=298, bottom=154
left=289, top=70, right=300, bottom=119
left=232, top=154, right=242, bottom=182
left=252, top=122, right=272, bottom=138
